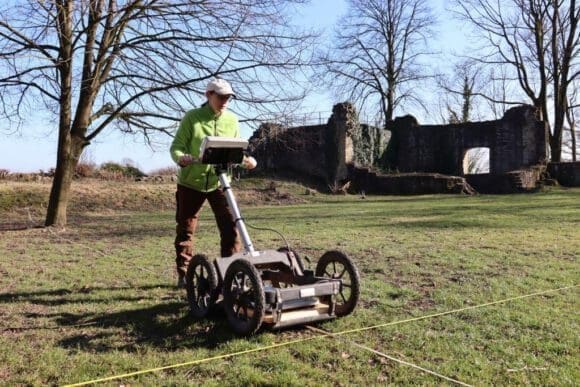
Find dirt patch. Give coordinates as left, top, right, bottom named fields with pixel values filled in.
left=0, top=179, right=310, bottom=227
left=236, top=188, right=307, bottom=206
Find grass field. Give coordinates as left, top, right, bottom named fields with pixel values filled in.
left=0, top=180, right=578, bottom=385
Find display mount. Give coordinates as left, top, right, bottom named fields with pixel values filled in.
left=199, top=136, right=248, bottom=165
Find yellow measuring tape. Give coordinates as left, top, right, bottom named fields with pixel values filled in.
left=64, top=284, right=578, bottom=386
left=306, top=325, right=473, bottom=386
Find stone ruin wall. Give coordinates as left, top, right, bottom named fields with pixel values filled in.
left=247, top=122, right=328, bottom=180
left=379, top=105, right=550, bottom=193
left=547, top=162, right=580, bottom=186
left=247, top=103, right=579, bottom=194
left=384, top=105, right=548, bottom=176
left=248, top=103, right=389, bottom=184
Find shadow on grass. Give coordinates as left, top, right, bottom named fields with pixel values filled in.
left=0, top=285, right=173, bottom=304
left=0, top=285, right=241, bottom=352
left=0, top=222, right=45, bottom=231
left=55, top=303, right=239, bottom=353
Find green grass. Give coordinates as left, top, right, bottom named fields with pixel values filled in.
left=0, top=185, right=578, bottom=385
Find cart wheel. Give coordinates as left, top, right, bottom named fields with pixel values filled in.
left=315, top=250, right=360, bottom=317
left=185, top=254, right=219, bottom=318
left=223, top=259, right=265, bottom=335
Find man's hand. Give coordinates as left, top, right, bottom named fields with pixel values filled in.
left=242, top=156, right=257, bottom=170
left=178, top=154, right=196, bottom=167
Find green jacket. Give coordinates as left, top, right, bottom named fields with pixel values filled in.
left=170, top=104, right=240, bottom=192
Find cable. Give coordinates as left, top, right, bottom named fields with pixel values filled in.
left=244, top=219, right=290, bottom=251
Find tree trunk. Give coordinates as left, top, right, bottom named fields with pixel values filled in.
left=568, top=108, right=577, bottom=161
left=386, top=86, right=394, bottom=122
left=551, top=96, right=565, bottom=162
left=549, top=132, right=563, bottom=162
left=45, top=133, right=84, bottom=227
left=552, top=122, right=564, bottom=162
left=573, top=125, right=577, bottom=162
left=46, top=0, right=75, bottom=227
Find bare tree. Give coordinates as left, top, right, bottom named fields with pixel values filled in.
left=564, top=105, right=578, bottom=161
left=316, top=0, right=437, bottom=126
left=0, top=0, right=316, bottom=226
left=440, top=62, right=478, bottom=123
left=442, top=70, right=490, bottom=174
left=564, top=87, right=578, bottom=160
left=439, top=58, right=518, bottom=122
left=452, top=0, right=580, bottom=162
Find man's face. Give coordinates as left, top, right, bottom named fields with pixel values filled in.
left=207, top=91, right=232, bottom=114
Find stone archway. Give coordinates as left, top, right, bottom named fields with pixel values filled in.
left=463, top=147, right=490, bottom=175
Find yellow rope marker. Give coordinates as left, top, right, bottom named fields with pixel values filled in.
left=339, top=284, right=577, bottom=337
left=64, top=284, right=577, bottom=386
left=306, top=325, right=473, bottom=387
left=64, top=336, right=316, bottom=387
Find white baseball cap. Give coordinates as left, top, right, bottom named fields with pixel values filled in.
left=206, top=78, right=235, bottom=97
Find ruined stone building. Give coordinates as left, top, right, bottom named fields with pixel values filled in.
left=378, top=105, right=549, bottom=193
left=248, top=102, right=577, bottom=194
left=248, top=103, right=389, bottom=186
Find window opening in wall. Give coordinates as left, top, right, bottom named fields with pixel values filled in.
left=463, top=147, right=490, bottom=174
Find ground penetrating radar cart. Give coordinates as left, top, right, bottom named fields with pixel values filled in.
left=185, top=136, right=360, bottom=335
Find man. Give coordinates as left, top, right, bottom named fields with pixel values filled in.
left=170, top=78, right=255, bottom=287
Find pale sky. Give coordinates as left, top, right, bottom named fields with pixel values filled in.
left=0, top=0, right=464, bottom=174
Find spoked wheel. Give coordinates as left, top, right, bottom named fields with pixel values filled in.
left=315, top=250, right=360, bottom=317
left=223, top=259, right=265, bottom=335
left=185, top=254, right=219, bottom=318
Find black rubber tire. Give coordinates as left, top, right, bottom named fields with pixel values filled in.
left=315, top=250, right=360, bottom=317
left=222, top=259, right=265, bottom=335
left=185, top=254, right=219, bottom=318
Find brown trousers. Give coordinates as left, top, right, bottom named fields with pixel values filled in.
left=174, top=184, right=241, bottom=276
